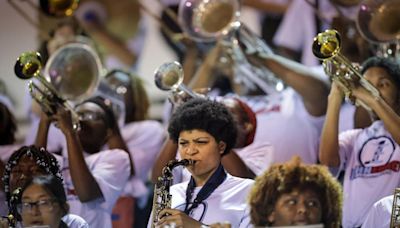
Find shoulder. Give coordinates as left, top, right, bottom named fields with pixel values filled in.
left=124, top=120, right=165, bottom=132
left=62, top=214, right=89, bottom=228
left=85, top=149, right=130, bottom=166
left=221, top=175, right=255, bottom=192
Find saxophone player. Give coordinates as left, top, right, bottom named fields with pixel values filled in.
left=149, top=98, right=254, bottom=227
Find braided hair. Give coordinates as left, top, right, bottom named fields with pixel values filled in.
left=2, top=145, right=63, bottom=207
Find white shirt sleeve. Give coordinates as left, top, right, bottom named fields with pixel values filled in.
left=338, top=129, right=362, bottom=169
left=362, top=195, right=393, bottom=228
left=88, top=149, right=131, bottom=212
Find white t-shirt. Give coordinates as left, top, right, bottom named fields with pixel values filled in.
left=362, top=194, right=394, bottom=228
left=232, top=141, right=274, bottom=176
left=338, top=121, right=400, bottom=227
left=171, top=142, right=274, bottom=184
left=57, top=149, right=130, bottom=228
left=273, top=0, right=358, bottom=66
left=244, top=89, right=325, bottom=164
left=148, top=174, right=254, bottom=227
left=120, top=120, right=166, bottom=204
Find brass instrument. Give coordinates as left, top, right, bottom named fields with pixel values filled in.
left=356, top=0, right=400, bottom=59
left=312, top=29, right=380, bottom=111
left=14, top=42, right=103, bottom=129
left=5, top=188, right=22, bottom=228
left=357, top=0, right=400, bottom=44
left=154, top=61, right=199, bottom=98
left=151, top=159, right=195, bottom=228
left=391, top=188, right=400, bottom=228
left=8, top=0, right=79, bottom=39
left=178, top=0, right=285, bottom=95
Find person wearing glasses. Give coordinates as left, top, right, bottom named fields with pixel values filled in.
left=0, top=146, right=88, bottom=228
left=35, top=96, right=131, bottom=227
left=15, top=175, right=88, bottom=228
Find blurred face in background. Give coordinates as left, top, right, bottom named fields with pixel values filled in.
left=19, top=183, right=65, bottom=228
left=76, top=102, right=109, bottom=153
left=9, top=156, right=46, bottom=193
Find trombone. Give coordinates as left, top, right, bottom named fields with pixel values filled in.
left=177, top=0, right=285, bottom=95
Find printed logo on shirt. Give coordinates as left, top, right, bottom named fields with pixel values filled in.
left=350, top=136, right=398, bottom=180
left=174, top=202, right=207, bottom=222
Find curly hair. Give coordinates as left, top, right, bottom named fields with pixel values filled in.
left=361, top=56, right=400, bottom=89
left=0, top=102, right=17, bottom=145
left=2, top=145, right=63, bottom=206
left=248, top=157, right=342, bottom=227
left=168, top=98, right=237, bottom=155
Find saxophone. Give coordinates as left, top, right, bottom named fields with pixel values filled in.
left=151, top=159, right=194, bottom=227
left=4, top=188, right=22, bottom=228
left=391, top=188, right=400, bottom=228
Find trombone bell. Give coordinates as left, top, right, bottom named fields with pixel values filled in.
left=40, top=0, right=79, bottom=17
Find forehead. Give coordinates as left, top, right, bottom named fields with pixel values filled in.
left=179, top=129, right=214, bottom=139
left=363, top=67, right=393, bottom=80
left=13, top=155, right=40, bottom=168
left=22, top=184, right=50, bottom=198
left=75, top=102, right=104, bottom=113
left=279, top=188, right=320, bottom=199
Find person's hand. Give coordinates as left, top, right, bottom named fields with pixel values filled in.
left=53, top=106, right=75, bottom=134
left=329, top=80, right=345, bottom=97
left=351, top=84, right=378, bottom=106
left=157, top=208, right=203, bottom=228
left=0, top=217, right=8, bottom=228
left=169, top=88, right=209, bottom=113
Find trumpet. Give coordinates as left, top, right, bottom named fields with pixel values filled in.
left=14, top=42, right=103, bottom=129
left=154, top=61, right=200, bottom=98
left=312, top=29, right=381, bottom=111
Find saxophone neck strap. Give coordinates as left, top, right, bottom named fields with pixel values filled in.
left=184, top=163, right=226, bottom=215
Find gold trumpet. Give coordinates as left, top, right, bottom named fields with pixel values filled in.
left=14, top=42, right=103, bottom=129
left=312, top=29, right=380, bottom=111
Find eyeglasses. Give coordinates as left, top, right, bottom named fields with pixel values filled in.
left=105, top=70, right=131, bottom=95
left=17, top=199, right=57, bottom=214
left=77, top=111, right=104, bottom=121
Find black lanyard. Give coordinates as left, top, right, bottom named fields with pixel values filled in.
left=184, top=164, right=227, bottom=215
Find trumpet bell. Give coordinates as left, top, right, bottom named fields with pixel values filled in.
left=14, top=52, right=43, bottom=80
left=357, top=0, right=400, bottom=43
left=40, top=0, right=79, bottom=17
left=154, top=61, right=184, bottom=91
left=178, top=0, right=240, bottom=42
left=312, top=29, right=342, bottom=59
left=44, top=42, right=103, bottom=102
